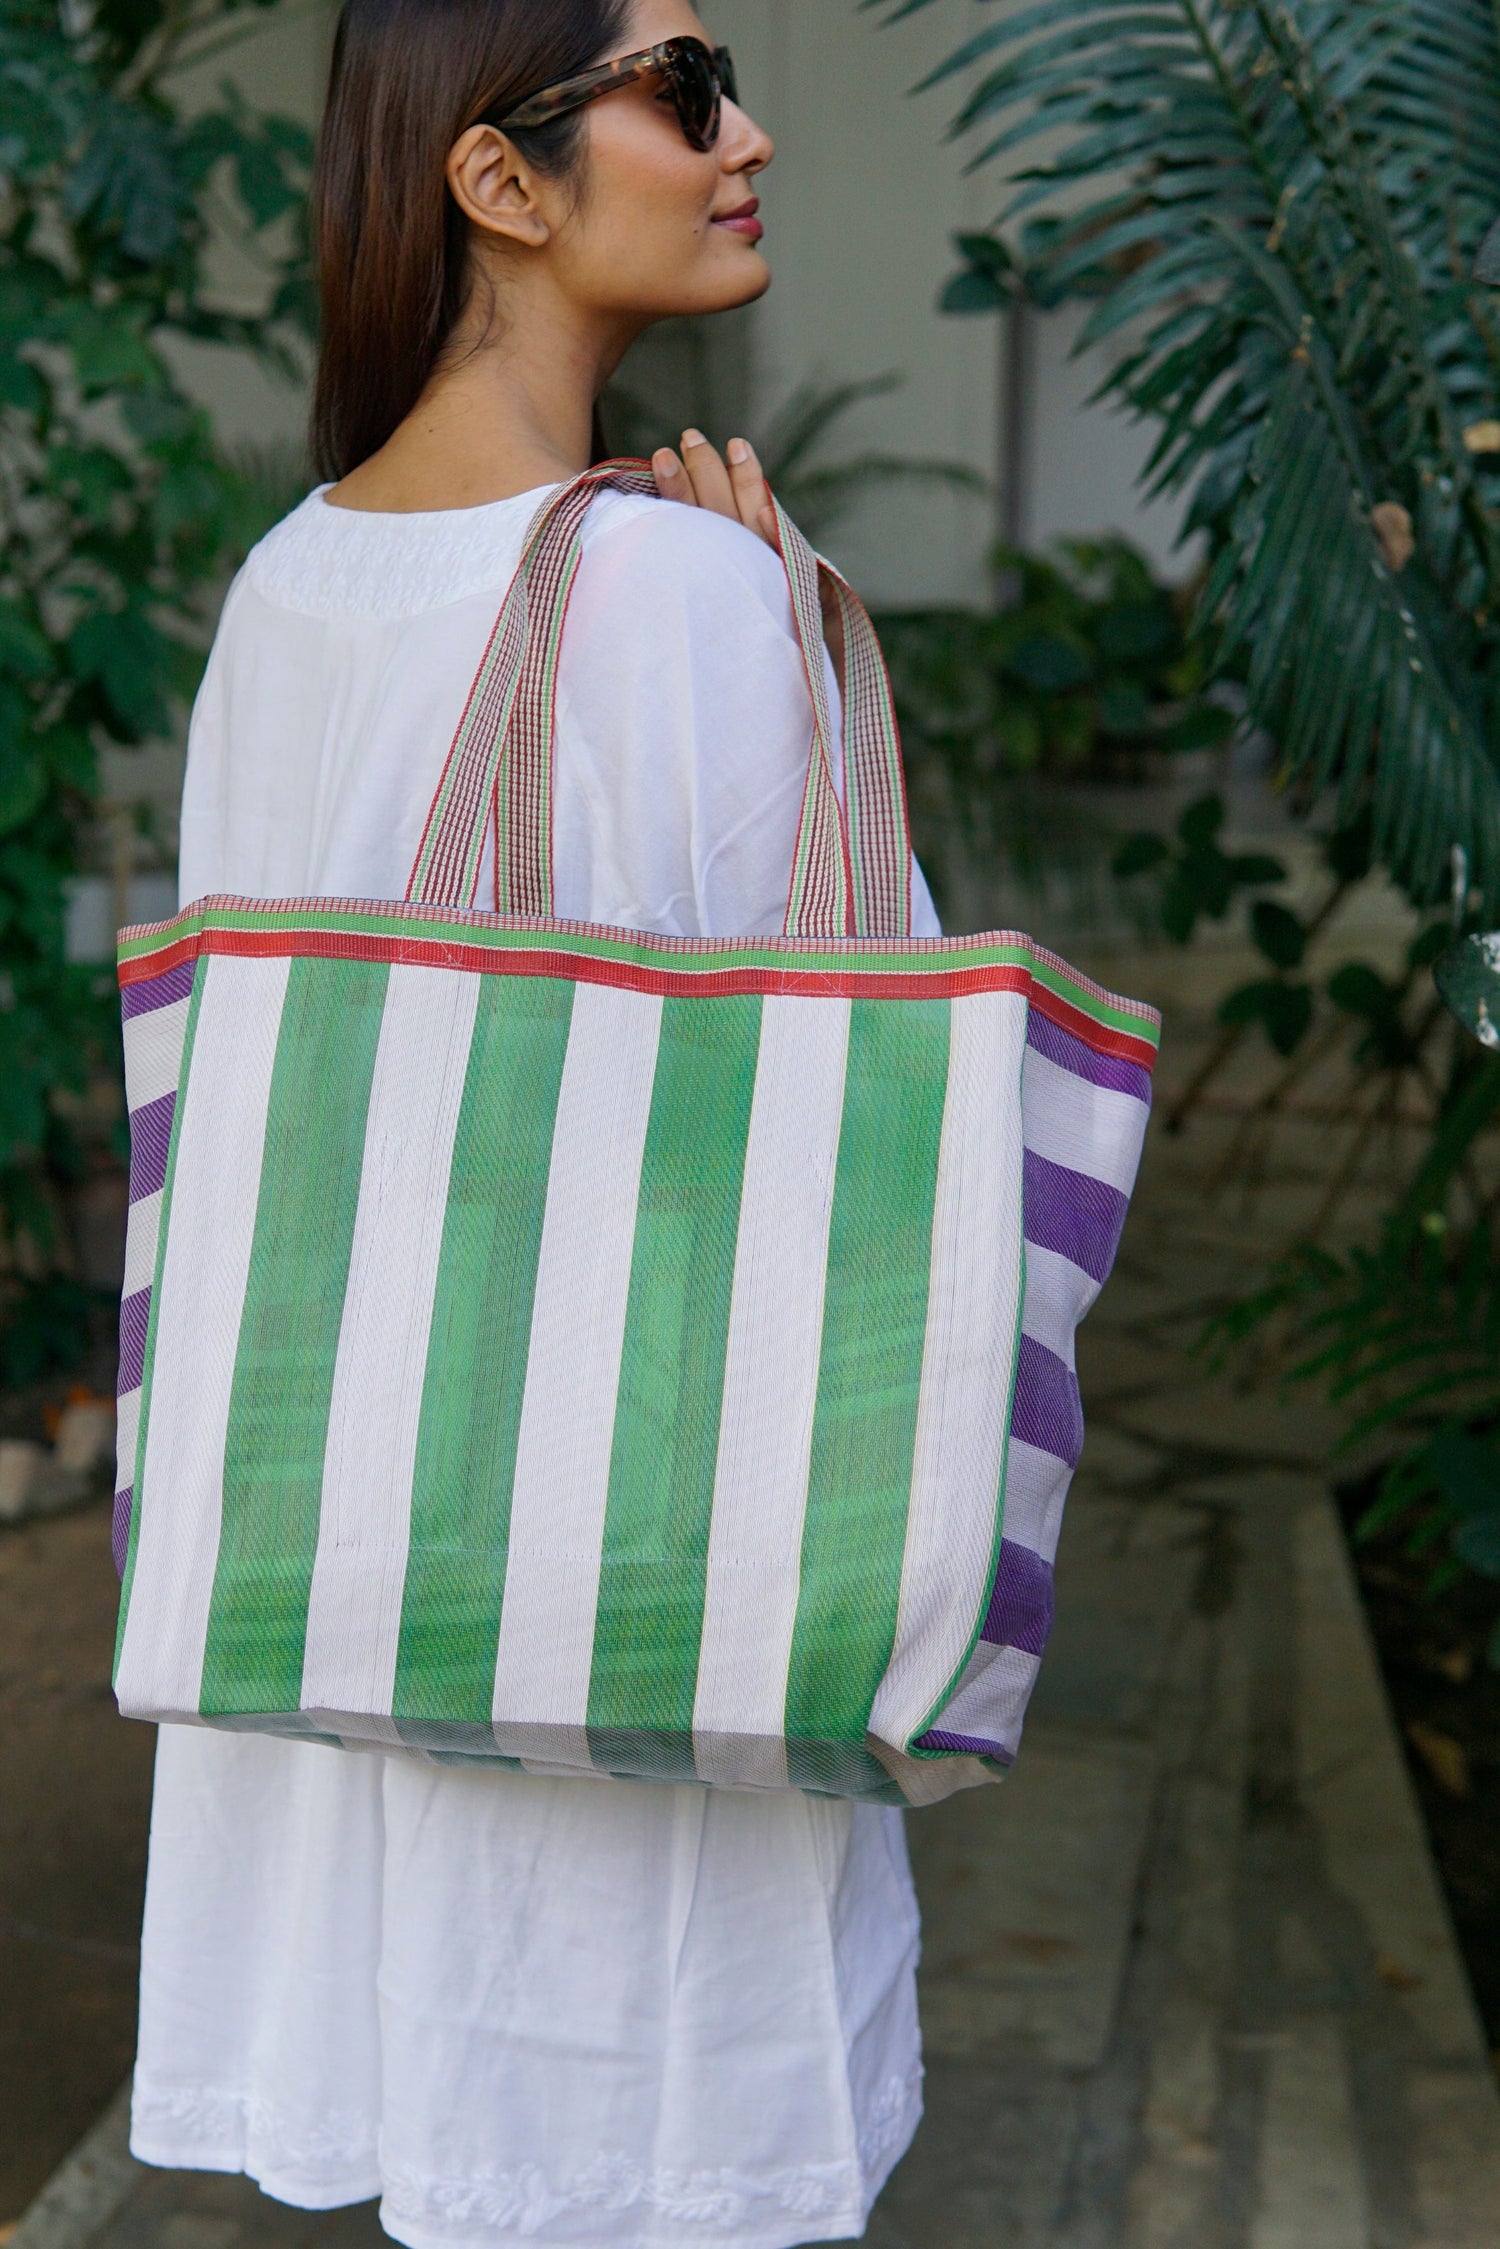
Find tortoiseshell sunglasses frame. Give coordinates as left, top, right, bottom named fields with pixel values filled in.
left=495, top=37, right=738, bottom=153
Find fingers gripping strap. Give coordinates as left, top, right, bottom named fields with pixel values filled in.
left=408, top=465, right=914, bottom=937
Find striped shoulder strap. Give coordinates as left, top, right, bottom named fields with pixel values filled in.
left=405, top=461, right=913, bottom=940
left=767, top=493, right=913, bottom=940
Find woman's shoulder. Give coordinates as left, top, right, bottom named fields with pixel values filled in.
left=579, top=486, right=797, bottom=626
left=220, top=478, right=797, bottom=638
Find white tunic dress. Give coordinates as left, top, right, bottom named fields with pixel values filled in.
left=131, top=484, right=937, bottom=2249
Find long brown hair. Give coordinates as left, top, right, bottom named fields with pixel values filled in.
left=311, top=0, right=630, bottom=483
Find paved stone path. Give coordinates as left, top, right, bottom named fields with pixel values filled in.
left=13, top=1015, right=1500, bottom=2249
left=878, top=1103, right=1500, bottom=2249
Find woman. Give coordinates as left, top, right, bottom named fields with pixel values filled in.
left=131, top=2, right=941, bottom=2241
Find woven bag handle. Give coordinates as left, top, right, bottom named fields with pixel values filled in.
left=406, top=462, right=913, bottom=938
left=765, top=492, right=913, bottom=939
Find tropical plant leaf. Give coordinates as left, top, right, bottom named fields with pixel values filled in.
left=1436, top=932, right=1500, bottom=1049
left=878, top=0, right=1500, bottom=909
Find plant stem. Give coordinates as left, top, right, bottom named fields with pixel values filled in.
left=1166, top=1021, right=1247, bottom=1135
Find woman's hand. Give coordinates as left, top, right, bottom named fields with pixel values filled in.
left=651, top=430, right=777, bottom=548
left=651, top=428, right=844, bottom=685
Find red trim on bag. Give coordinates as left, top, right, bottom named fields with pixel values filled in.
left=117, top=923, right=1160, bottom=1067
left=119, top=935, right=203, bottom=985
left=1028, top=983, right=1157, bottom=1066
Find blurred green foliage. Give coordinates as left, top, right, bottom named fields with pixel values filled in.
left=873, top=539, right=1235, bottom=934
left=878, top=539, right=1230, bottom=798
left=0, top=0, right=310, bottom=1382
left=878, top=0, right=1500, bottom=915
left=1216, top=1070, right=1500, bottom=1661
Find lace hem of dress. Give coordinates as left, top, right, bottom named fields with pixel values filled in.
left=129, top=2071, right=922, bottom=2245
left=131, top=2076, right=379, bottom=2195
left=378, top=2073, right=923, bottom=2245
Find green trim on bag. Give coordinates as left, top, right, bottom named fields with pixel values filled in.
left=1028, top=953, right=1154, bottom=1037
left=120, top=903, right=1041, bottom=974
left=117, top=901, right=1162, bottom=1047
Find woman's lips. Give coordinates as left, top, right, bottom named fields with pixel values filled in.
left=714, top=200, right=764, bottom=241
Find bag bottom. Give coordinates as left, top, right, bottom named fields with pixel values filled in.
left=116, top=1702, right=1003, bottom=1806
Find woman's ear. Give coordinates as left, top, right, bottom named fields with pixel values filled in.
left=446, top=124, right=552, bottom=249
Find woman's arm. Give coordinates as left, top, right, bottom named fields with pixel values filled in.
left=648, top=431, right=852, bottom=693
left=555, top=493, right=939, bottom=941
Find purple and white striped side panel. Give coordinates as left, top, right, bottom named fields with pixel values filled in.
left=919, top=1008, right=1151, bottom=1762
left=114, top=959, right=195, bottom=1577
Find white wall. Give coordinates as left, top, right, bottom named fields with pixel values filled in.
left=1024, top=304, right=1192, bottom=575
left=707, top=0, right=998, bottom=604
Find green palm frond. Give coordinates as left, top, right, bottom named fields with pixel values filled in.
left=871, top=0, right=1500, bottom=909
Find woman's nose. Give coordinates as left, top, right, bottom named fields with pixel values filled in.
left=721, top=102, right=774, bottom=176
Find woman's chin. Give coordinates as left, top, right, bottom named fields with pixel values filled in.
left=701, top=248, right=773, bottom=312
left=624, top=252, right=774, bottom=326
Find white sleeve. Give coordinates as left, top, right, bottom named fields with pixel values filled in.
left=553, top=497, right=940, bottom=940
left=176, top=571, right=248, bottom=908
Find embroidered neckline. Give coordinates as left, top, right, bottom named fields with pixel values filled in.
left=243, top=484, right=561, bottom=621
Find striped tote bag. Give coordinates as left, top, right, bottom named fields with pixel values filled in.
left=112, top=465, right=1159, bottom=1807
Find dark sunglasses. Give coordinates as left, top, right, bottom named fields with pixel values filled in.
left=495, top=36, right=739, bottom=155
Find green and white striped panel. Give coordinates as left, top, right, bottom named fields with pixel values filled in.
left=114, top=942, right=1030, bottom=1802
